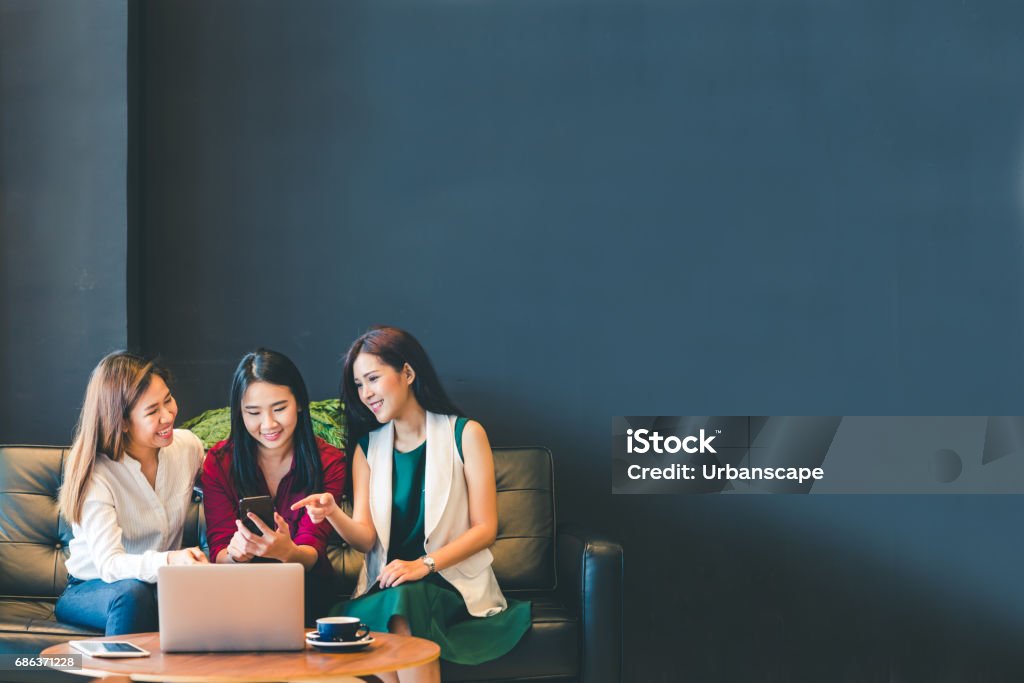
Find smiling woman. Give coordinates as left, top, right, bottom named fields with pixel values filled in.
left=55, top=352, right=208, bottom=636
left=292, top=327, right=530, bottom=683
left=201, top=349, right=347, bottom=623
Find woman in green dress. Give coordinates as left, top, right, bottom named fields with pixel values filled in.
left=292, top=326, right=530, bottom=683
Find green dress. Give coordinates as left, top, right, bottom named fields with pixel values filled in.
left=330, top=418, right=531, bottom=665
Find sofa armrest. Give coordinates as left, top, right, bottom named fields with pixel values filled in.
left=184, top=473, right=209, bottom=557
left=557, top=523, right=623, bottom=683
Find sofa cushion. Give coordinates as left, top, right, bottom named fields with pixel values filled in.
left=441, top=595, right=578, bottom=682
left=491, top=448, right=556, bottom=591
left=323, top=531, right=364, bottom=595
left=0, top=599, right=99, bottom=655
left=0, top=447, right=72, bottom=599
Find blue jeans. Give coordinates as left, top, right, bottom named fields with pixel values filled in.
left=55, top=576, right=159, bottom=636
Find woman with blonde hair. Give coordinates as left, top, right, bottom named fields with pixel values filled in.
left=56, top=351, right=208, bottom=636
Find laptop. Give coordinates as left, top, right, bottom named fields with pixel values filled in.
left=157, top=564, right=305, bottom=652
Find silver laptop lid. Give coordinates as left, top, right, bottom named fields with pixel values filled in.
left=157, top=564, right=305, bottom=652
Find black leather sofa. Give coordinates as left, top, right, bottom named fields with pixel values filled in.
left=0, top=444, right=622, bottom=682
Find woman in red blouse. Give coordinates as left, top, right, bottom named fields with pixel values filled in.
left=201, top=348, right=346, bottom=622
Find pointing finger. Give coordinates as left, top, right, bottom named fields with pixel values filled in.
left=290, top=495, right=317, bottom=511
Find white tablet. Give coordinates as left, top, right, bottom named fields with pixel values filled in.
left=69, top=640, right=150, bottom=658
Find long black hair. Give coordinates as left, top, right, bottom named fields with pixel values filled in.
left=341, top=326, right=462, bottom=448
left=229, top=349, right=323, bottom=498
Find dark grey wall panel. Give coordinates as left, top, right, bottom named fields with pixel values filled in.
left=140, top=2, right=1024, bottom=679
left=0, top=1, right=128, bottom=444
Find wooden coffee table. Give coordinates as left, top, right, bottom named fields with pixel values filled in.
left=41, top=630, right=440, bottom=682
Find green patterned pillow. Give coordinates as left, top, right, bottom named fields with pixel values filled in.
left=181, top=398, right=346, bottom=451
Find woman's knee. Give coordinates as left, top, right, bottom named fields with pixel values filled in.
left=109, top=580, right=155, bottom=608
left=107, top=580, right=157, bottom=634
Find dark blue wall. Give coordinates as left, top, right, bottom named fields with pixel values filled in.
left=138, top=2, right=1024, bottom=680
left=0, top=0, right=128, bottom=444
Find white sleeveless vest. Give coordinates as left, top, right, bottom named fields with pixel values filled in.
left=353, top=411, right=507, bottom=617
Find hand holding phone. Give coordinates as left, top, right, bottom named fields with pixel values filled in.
left=238, top=495, right=275, bottom=537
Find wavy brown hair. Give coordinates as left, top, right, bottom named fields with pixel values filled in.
left=58, top=351, right=171, bottom=525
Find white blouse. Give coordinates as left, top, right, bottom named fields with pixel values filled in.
left=65, top=429, right=205, bottom=583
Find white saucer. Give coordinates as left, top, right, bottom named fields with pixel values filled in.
left=305, top=632, right=374, bottom=651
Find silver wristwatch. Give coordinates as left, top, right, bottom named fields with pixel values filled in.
left=421, top=555, right=436, bottom=573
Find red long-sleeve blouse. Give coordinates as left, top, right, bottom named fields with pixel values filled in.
left=201, top=437, right=346, bottom=573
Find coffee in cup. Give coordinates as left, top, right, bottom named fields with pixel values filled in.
left=316, top=616, right=370, bottom=642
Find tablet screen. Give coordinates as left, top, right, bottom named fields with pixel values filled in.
left=93, top=643, right=144, bottom=653
left=71, top=641, right=148, bottom=656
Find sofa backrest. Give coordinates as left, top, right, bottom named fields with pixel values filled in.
left=0, top=446, right=73, bottom=599
left=490, top=447, right=556, bottom=591
left=0, top=444, right=556, bottom=599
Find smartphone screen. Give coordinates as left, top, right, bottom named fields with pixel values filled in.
left=239, top=495, right=275, bottom=536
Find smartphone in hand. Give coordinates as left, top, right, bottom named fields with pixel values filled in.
left=239, top=495, right=275, bottom=536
